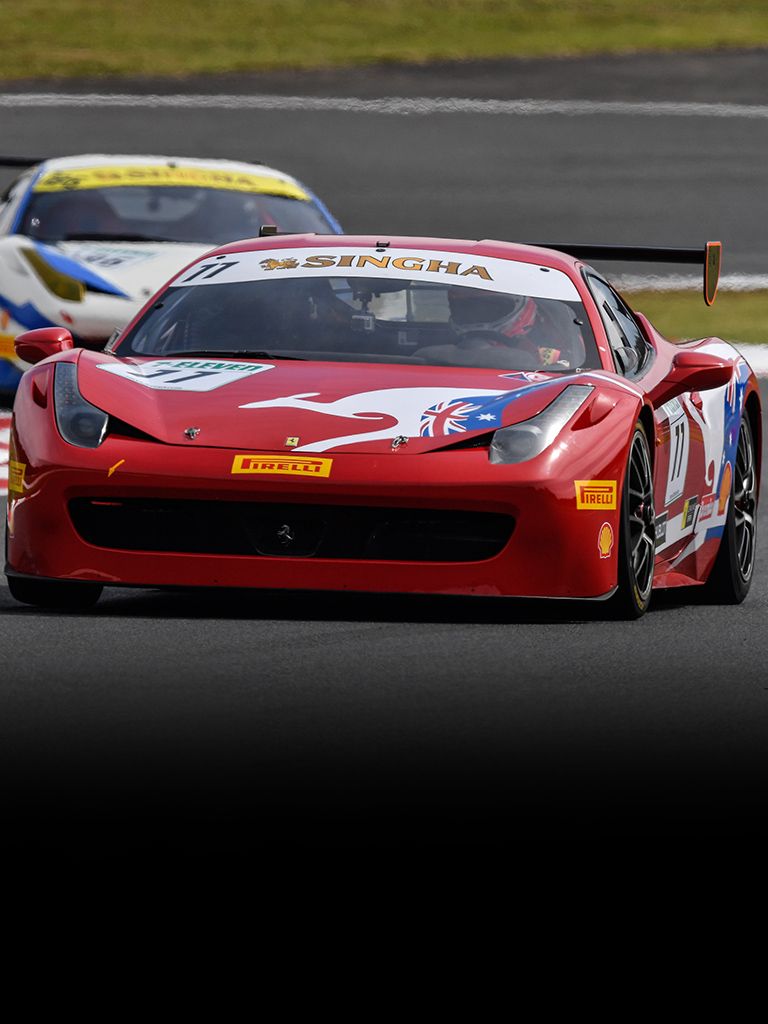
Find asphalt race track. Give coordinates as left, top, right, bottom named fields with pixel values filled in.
left=1, top=51, right=768, bottom=859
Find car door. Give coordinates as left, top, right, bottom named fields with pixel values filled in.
left=584, top=273, right=707, bottom=573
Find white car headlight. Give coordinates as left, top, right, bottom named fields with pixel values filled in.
left=21, top=247, right=85, bottom=302
left=489, top=384, right=594, bottom=464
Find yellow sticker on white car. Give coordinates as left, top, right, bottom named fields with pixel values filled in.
left=34, top=165, right=308, bottom=200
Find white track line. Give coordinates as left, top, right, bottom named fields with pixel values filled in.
left=735, top=344, right=768, bottom=375
left=2, top=93, right=768, bottom=119
left=616, top=274, right=768, bottom=293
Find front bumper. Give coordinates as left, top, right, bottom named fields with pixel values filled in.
left=6, top=422, right=625, bottom=599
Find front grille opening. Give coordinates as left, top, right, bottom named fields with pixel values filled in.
left=69, top=498, right=514, bottom=562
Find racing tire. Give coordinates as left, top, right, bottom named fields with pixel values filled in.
left=612, top=422, right=656, bottom=620
left=704, top=412, right=757, bottom=604
left=7, top=575, right=103, bottom=610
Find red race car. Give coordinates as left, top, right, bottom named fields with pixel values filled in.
left=3, top=233, right=760, bottom=617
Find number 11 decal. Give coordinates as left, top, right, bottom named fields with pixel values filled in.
left=663, top=397, right=690, bottom=506
left=182, top=261, right=239, bottom=282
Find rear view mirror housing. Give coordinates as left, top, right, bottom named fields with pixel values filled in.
left=15, top=326, right=74, bottom=365
left=652, top=348, right=733, bottom=405
left=672, top=349, right=733, bottom=391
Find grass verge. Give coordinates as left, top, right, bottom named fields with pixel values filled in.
left=2, top=1, right=768, bottom=79
left=624, top=289, right=768, bottom=346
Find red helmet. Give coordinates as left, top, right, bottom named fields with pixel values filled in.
left=448, top=287, right=537, bottom=339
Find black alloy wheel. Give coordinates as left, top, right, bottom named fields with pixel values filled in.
left=613, top=422, right=655, bottom=619
left=706, top=412, right=758, bottom=603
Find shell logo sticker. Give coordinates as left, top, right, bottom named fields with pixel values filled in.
left=575, top=479, right=617, bottom=510
left=598, top=522, right=614, bottom=559
left=231, top=454, right=333, bottom=477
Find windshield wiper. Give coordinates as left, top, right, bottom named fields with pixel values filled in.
left=159, top=349, right=307, bottom=360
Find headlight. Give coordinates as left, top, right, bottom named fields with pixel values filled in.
left=489, top=384, right=594, bottom=464
left=21, top=247, right=85, bottom=302
left=54, top=362, right=109, bottom=448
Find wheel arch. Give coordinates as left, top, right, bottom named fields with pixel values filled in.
left=745, top=387, right=762, bottom=504
left=637, top=402, right=656, bottom=468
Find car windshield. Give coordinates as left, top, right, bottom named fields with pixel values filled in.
left=117, top=248, right=600, bottom=372
left=19, top=185, right=333, bottom=244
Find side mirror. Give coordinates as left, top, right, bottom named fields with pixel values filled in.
left=652, top=348, right=733, bottom=405
left=15, top=326, right=74, bottom=365
left=671, top=349, right=733, bottom=391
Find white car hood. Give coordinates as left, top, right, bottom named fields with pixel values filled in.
left=55, top=239, right=213, bottom=303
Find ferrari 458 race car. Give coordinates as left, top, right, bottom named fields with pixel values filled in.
left=0, top=153, right=341, bottom=393
left=4, top=233, right=760, bottom=617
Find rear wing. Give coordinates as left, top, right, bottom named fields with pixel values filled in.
left=529, top=240, right=722, bottom=306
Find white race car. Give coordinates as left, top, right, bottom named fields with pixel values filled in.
left=0, top=153, right=341, bottom=392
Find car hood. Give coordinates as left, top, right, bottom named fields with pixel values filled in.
left=77, top=351, right=580, bottom=454
left=50, top=239, right=211, bottom=301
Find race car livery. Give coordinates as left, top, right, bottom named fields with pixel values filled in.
left=4, top=233, right=760, bottom=617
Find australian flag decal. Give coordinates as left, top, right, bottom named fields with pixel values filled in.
left=419, top=393, right=525, bottom=437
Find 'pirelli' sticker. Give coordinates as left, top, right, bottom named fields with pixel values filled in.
left=575, top=479, right=617, bottom=510
left=231, top=454, right=333, bottom=477
left=33, top=165, right=308, bottom=200
left=8, top=460, right=25, bottom=494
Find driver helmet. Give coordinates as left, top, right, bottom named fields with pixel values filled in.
left=41, top=193, right=122, bottom=238
left=448, top=287, right=537, bottom=339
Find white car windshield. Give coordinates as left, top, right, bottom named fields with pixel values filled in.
left=19, top=185, right=334, bottom=244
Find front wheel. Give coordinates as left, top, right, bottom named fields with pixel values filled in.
left=704, top=412, right=757, bottom=603
left=7, top=575, right=103, bottom=610
left=611, top=422, right=656, bottom=619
